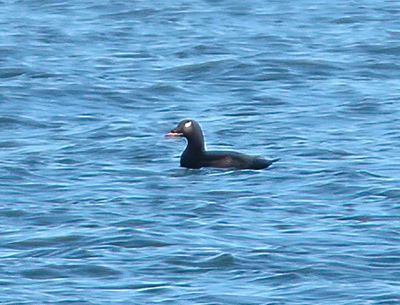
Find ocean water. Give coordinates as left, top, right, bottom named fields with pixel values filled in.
left=1, top=0, right=400, bottom=304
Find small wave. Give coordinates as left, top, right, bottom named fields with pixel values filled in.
left=198, top=253, right=236, bottom=268
left=0, top=67, right=26, bottom=79
left=0, top=115, right=49, bottom=129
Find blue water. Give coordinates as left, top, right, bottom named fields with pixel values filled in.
left=1, top=1, right=400, bottom=304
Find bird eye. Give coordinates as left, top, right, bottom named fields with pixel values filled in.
left=184, top=121, right=192, bottom=128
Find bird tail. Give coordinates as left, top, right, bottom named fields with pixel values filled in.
left=253, top=157, right=279, bottom=170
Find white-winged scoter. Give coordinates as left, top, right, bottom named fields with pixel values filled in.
left=166, top=119, right=278, bottom=170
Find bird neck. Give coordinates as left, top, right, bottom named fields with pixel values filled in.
left=186, top=133, right=205, bottom=154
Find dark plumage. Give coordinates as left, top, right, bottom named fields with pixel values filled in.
left=166, top=119, right=278, bottom=170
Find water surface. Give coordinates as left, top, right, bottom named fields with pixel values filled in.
left=1, top=1, right=400, bottom=304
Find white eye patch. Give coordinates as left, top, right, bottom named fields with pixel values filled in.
left=184, top=121, right=192, bottom=128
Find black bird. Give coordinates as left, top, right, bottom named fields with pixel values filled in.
left=166, top=119, right=278, bottom=170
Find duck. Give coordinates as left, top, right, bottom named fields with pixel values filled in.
left=166, top=119, right=278, bottom=170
